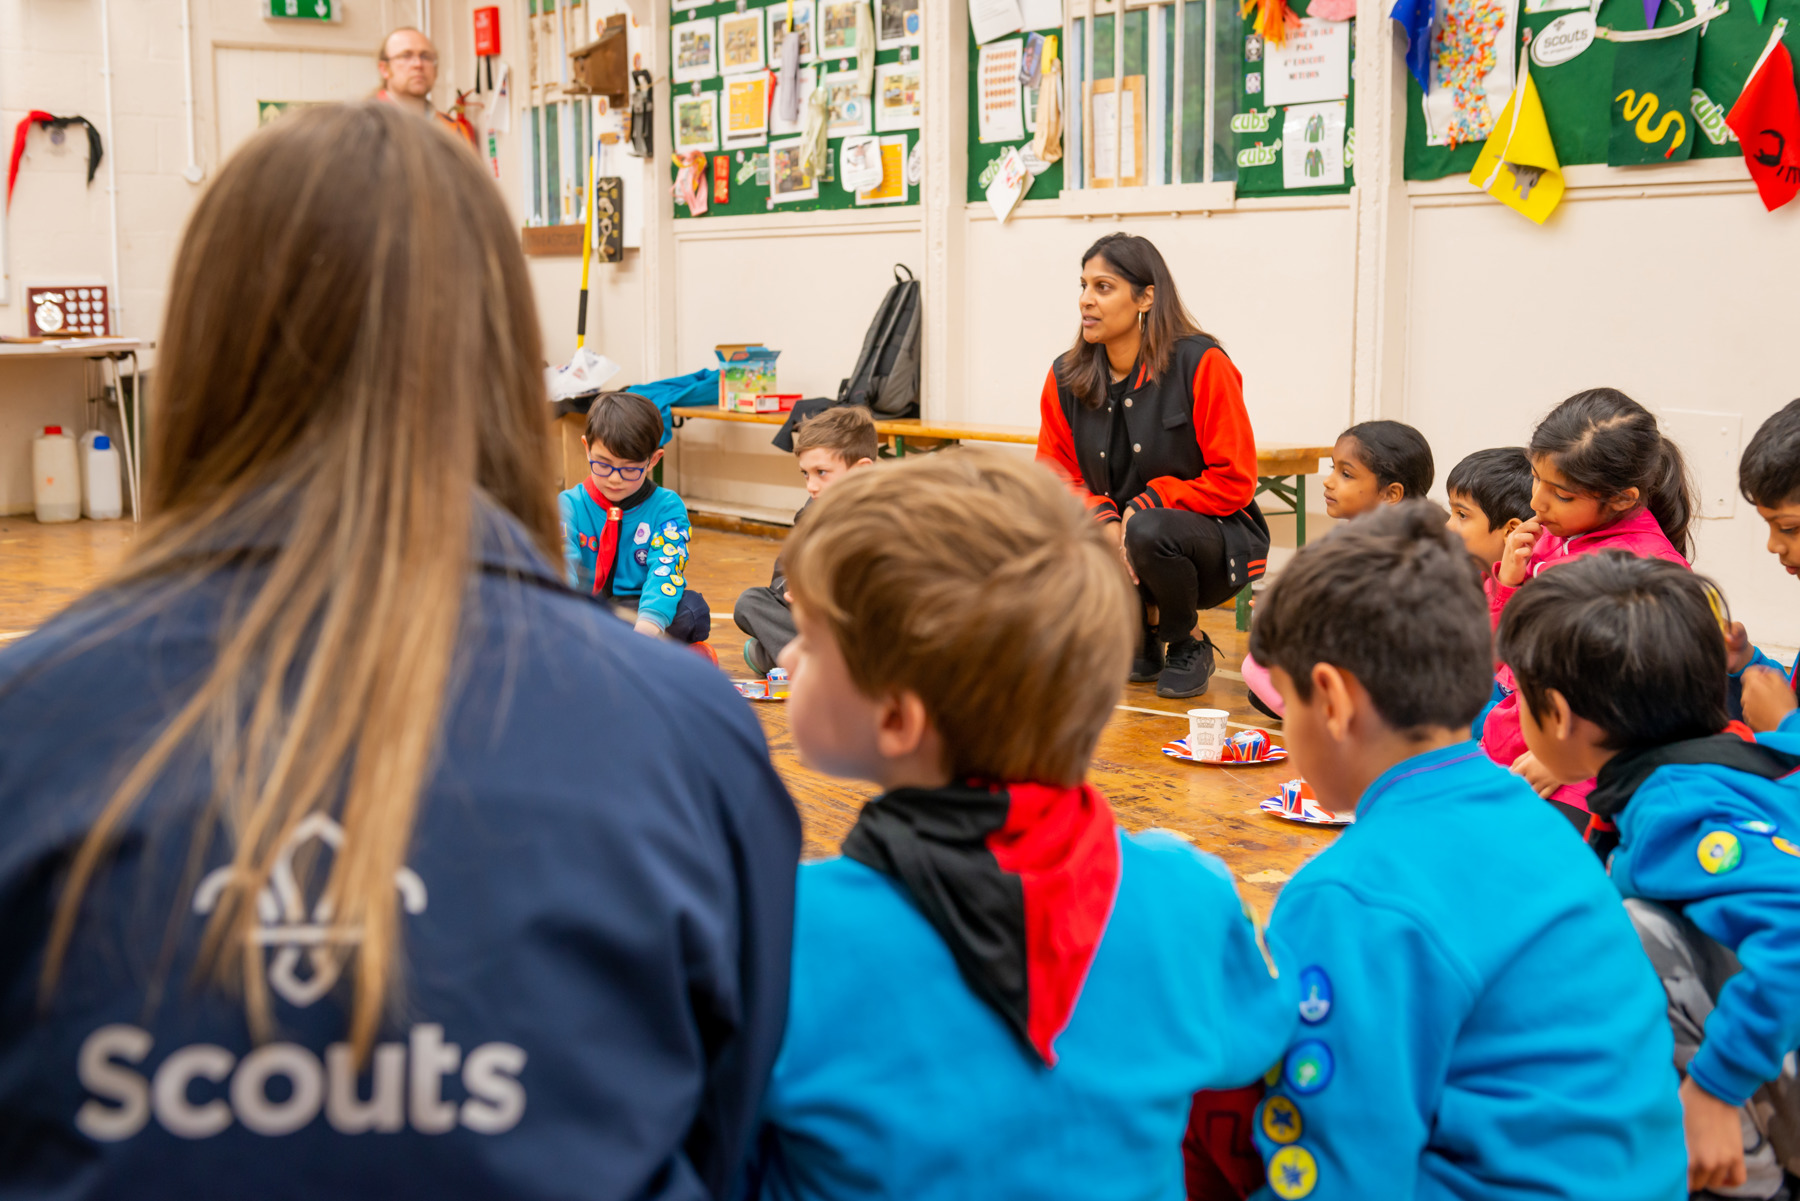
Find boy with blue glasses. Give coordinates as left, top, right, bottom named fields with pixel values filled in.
left=559, top=391, right=712, bottom=646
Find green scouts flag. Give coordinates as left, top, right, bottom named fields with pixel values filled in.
left=1609, top=27, right=1700, bottom=164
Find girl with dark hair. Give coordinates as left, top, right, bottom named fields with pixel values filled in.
left=1483, top=387, right=1697, bottom=826
left=1035, top=233, right=1267, bottom=699
left=1321, top=420, right=1435, bottom=518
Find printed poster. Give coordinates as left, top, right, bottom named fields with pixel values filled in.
left=724, top=74, right=770, bottom=148
left=1281, top=100, right=1346, bottom=188
left=1263, top=17, right=1351, bottom=105
left=856, top=135, right=910, bottom=204
left=979, top=39, right=1026, bottom=142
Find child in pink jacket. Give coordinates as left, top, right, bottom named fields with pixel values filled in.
left=1482, top=388, right=1695, bottom=828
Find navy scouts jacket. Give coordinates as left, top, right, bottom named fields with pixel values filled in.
left=0, top=506, right=801, bottom=1199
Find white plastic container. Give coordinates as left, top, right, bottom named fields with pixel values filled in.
left=32, top=426, right=80, bottom=524
left=81, top=433, right=123, bottom=520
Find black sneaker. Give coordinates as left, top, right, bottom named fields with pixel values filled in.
left=1247, top=687, right=1283, bottom=722
left=1130, top=634, right=1164, bottom=683
left=1157, top=633, right=1220, bottom=699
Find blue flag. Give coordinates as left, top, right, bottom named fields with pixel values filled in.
left=1391, top=0, right=1436, bottom=92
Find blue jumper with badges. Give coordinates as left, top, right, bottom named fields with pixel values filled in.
left=755, top=827, right=1294, bottom=1201
left=558, top=478, right=693, bottom=631
left=1252, top=743, right=1684, bottom=1201
left=1607, top=727, right=1800, bottom=1107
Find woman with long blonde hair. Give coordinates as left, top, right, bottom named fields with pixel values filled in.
left=0, top=102, right=799, bottom=1196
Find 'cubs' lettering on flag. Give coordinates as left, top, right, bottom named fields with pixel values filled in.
left=1727, top=19, right=1800, bottom=211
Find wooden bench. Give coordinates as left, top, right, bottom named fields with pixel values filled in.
left=670, top=406, right=1331, bottom=630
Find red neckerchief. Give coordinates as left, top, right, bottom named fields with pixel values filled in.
left=840, top=779, right=1121, bottom=1066
left=582, top=476, right=625, bottom=596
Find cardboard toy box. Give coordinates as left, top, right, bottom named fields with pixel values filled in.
left=715, top=343, right=780, bottom=410
left=735, top=393, right=801, bottom=414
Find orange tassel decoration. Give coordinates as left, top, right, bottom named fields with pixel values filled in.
left=1242, top=0, right=1299, bottom=45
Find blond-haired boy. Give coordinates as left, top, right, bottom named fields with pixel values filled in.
left=734, top=405, right=878, bottom=674
left=748, top=449, right=1291, bottom=1201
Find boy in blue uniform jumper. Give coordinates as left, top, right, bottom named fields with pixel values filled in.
left=1246, top=502, right=1684, bottom=1201
left=751, top=450, right=1293, bottom=1201
left=559, top=391, right=710, bottom=642
left=1727, top=398, right=1800, bottom=736
left=1499, top=552, right=1800, bottom=1198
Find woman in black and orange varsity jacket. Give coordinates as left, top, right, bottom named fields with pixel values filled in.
left=1036, top=233, right=1268, bottom=699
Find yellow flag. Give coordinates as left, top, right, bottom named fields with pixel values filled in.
left=1470, top=68, right=1565, bottom=225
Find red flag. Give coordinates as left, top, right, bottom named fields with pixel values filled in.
left=1727, top=21, right=1800, bottom=211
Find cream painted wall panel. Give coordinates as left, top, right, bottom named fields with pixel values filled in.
left=532, top=253, right=647, bottom=385
left=213, top=46, right=373, bottom=162
left=959, top=208, right=1358, bottom=449
left=666, top=225, right=922, bottom=513
left=1406, top=193, right=1800, bottom=649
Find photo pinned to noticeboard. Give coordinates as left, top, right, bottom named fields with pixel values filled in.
left=820, top=0, right=863, bottom=55
left=674, top=91, right=720, bottom=153
left=769, top=135, right=821, bottom=202
left=769, top=0, right=818, bottom=64
left=822, top=69, right=873, bottom=135
left=875, top=59, right=923, bottom=130
left=673, top=17, right=719, bottom=85
left=720, top=8, right=767, bottom=74
left=855, top=134, right=910, bottom=204
left=877, top=0, right=922, bottom=50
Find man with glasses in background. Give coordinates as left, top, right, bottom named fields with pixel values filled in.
left=375, top=27, right=478, bottom=150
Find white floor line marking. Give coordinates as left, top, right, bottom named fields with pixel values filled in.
left=0, top=630, right=29, bottom=643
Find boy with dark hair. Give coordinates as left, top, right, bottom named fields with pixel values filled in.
left=1444, top=447, right=1536, bottom=741
left=752, top=449, right=1291, bottom=1201
left=559, top=391, right=711, bottom=644
left=1499, top=552, right=1800, bottom=1198
left=734, top=406, right=878, bottom=674
left=1444, top=446, right=1534, bottom=579
left=1729, top=398, right=1800, bottom=734
left=1247, top=502, right=1683, bottom=1201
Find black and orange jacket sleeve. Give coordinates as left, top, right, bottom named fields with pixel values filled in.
left=1123, top=348, right=1257, bottom=519
left=1035, top=366, right=1122, bottom=524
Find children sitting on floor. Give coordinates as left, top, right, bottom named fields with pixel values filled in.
left=1496, top=552, right=1800, bottom=1199
left=1319, top=420, right=1434, bottom=520
left=1444, top=447, right=1535, bottom=742
left=1729, top=398, right=1800, bottom=734
left=734, top=405, right=878, bottom=676
left=559, top=391, right=712, bottom=645
left=1483, top=388, right=1695, bottom=827
left=1246, top=502, right=1685, bottom=1201
left=1243, top=419, right=1434, bottom=720
left=1444, top=446, right=1535, bottom=598
left=753, top=449, right=1292, bottom=1200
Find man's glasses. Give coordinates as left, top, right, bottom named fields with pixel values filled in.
left=590, top=460, right=648, bottom=481
left=385, top=50, right=438, bottom=64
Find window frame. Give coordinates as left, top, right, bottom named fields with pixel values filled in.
left=1038, top=0, right=1236, bottom=216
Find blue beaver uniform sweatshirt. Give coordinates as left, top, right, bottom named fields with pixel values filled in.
left=1252, top=743, right=1684, bottom=1201
left=753, top=829, right=1294, bottom=1201
left=0, top=507, right=799, bottom=1199
left=1608, top=727, right=1800, bottom=1107
left=559, top=478, right=693, bottom=630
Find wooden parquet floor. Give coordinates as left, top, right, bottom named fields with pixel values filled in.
left=0, top=515, right=1336, bottom=919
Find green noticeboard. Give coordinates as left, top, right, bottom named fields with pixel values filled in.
left=266, top=0, right=337, bottom=20
left=1404, top=0, right=1796, bottom=180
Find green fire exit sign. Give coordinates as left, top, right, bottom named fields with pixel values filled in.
left=266, top=0, right=337, bottom=21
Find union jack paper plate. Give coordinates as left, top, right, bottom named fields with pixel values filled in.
left=1261, top=780, right=1355, bottom=827
left=1161, top=736, right=1288, bottom=766
left=732, top=680, right=786, bottom=702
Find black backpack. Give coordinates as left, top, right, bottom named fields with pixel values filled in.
left=838, top=264, right=920, bottom=418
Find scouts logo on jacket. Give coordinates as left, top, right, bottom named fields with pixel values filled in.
left=1697, top=830, right=1742, bottom=876
left=192, top=813, right=428, bottom=1008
